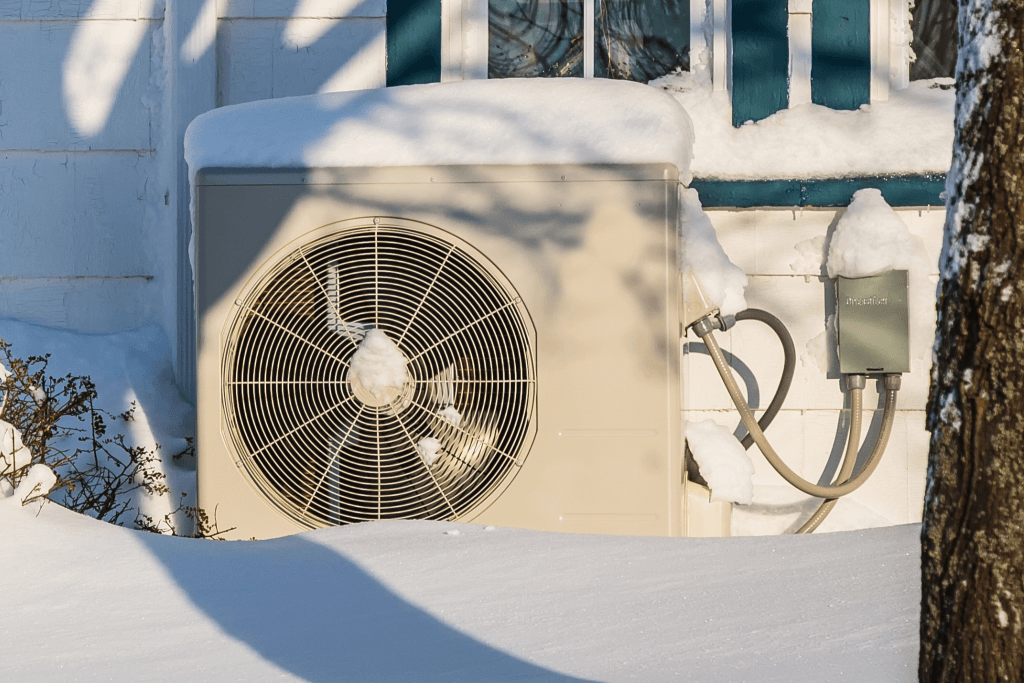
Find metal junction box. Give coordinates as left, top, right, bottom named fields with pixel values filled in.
left=836, top=270, right=910, bottom=374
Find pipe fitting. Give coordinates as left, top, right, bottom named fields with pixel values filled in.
left=846, top=374, right=867, bottom=391
left=884, top=374, right=902, bottom=391
left=690, top=316, right=716, bottom=338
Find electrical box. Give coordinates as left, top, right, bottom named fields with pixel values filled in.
left=835, top=270, right=910, bottom=374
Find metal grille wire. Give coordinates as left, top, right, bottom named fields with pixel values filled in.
left=222, top=222, right=536, bottom=527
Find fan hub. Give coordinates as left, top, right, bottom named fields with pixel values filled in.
left=347, top=368, right=412, bottom=409
left=345, top=327, right=412, bottom=409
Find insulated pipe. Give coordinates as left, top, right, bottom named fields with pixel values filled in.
left=732, top=309, right=796, bottom=450
left=795, top=374, right=865, bottom=534
left=684, top=308, right=795, bottom=487
left=695, top=321, right=899, bottom=499
left=797, top=376, right=899, bottom=532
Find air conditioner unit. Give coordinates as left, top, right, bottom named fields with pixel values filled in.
left=191, top=80, right=725, bottom=539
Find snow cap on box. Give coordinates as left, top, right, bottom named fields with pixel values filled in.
left=185, top=79, right=695, bottom=183
left=826, top=188, right=930, bottom=279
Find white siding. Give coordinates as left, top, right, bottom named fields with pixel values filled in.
left=217, top=17, right=384, bottom=106
left=0, top=21, right=156, bottom=150
left=0, top=0, right=161, bottom=333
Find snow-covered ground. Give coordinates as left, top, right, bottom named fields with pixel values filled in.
left=1, top=500, right=919, bottom=683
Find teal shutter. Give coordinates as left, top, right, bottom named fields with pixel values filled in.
left=387, top=0, right=442, bottom=86
left=731, top=0, right=789, bottom=127
left=811, top=0, right=870, bottom=109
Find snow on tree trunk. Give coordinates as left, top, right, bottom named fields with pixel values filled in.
left=920, top=0, right=1024, bottom=680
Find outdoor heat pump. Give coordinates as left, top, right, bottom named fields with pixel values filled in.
left=189, top=80, right=723, bottom=540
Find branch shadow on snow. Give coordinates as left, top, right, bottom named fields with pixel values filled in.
left=138, top=528, right=597, bottom=683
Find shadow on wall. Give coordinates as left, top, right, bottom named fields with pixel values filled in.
left=60, top=0, right=387, bottom=140
left=138, top=529, right=597, bottom=682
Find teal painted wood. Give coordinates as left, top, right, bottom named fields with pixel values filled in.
left=811, top=0, right=871, bottom=110
left=802, top=176, right=946, bottom=206
left=689, top=179, right=802, bottom=207
left=689, top=175, right=946, bottom=207
left=387, top=0, right=442, bottom=86
left=731, top=0, right=789, bottom=127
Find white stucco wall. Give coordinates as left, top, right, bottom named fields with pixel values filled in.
left=686, top=207, right=944, bottom=532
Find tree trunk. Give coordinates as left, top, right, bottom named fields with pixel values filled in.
left=921, top=1, right=1024, bottom=681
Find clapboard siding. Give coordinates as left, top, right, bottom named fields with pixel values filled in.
left=218, top=0, right=386, bottom=18
left=0, top=20, right=157, bottom=150
left=216, top=17, right=385, bottom=106
left=0, top=0, right=161, bottom=20
left=0, top=153, right=153, bottom=278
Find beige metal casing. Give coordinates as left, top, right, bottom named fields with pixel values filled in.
left=196, top=164, right=687, bottom=539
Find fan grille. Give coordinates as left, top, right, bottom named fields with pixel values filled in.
left=222, top=221, right=537, bottom=527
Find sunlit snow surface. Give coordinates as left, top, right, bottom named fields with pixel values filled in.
left=1, top=503, right=919, bottom=682
left=185, top=79, right=695, bottom=181
left=654, top=72, right=954, bottom=180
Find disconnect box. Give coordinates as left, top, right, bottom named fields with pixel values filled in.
left=836, top=270, right=910, bottom=374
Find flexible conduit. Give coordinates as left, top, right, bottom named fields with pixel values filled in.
left=695, top=322, right=899, bottom=503
left=733, top=309, right=796, bottom=450
left=726, top=310, right=865, bottom=532
left=795, top=381, right=863, bottom=534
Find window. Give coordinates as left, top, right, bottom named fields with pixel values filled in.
left=488, top=0, right=689, bottom=81
left=909, top=0, right=957, bottom=80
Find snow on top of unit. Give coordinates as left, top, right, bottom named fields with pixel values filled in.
left=679, top=187, right=748, bottom=316
left=652, top=72, right=954, bottom=180
left=685, top=419, right=754, bottom=505
left=185, top=79, right=695, bottom=181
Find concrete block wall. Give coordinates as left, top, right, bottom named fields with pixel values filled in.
left=686, top=207, right=943, bottom=534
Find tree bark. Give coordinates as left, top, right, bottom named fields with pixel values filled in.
left=921, top=1, right=1024, bottom=681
